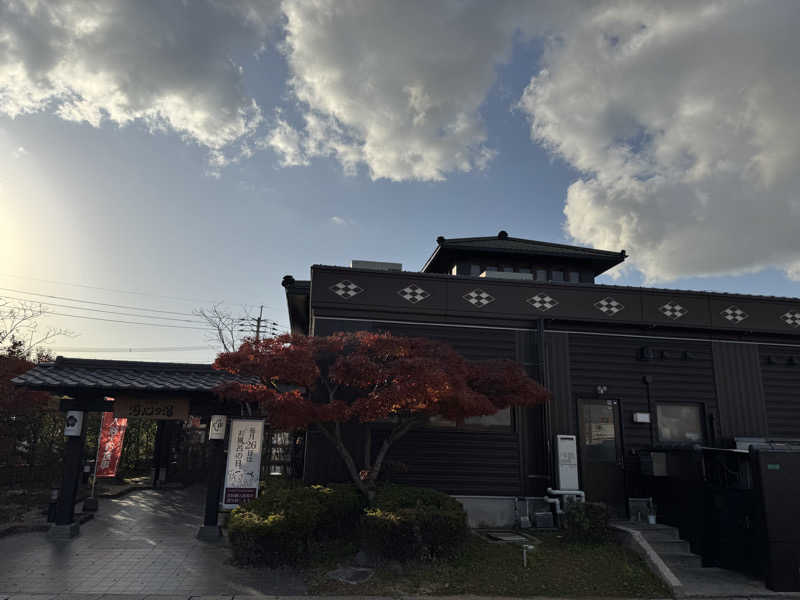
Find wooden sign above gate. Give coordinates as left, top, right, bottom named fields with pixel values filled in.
left=113, top=395, right=190, bottom=420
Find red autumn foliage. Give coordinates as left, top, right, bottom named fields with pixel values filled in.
left=213, top=332, right=549, bottom=498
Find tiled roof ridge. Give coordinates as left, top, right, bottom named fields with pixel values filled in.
left=53, top=356, right=216, bottom=372
left=439, top=235, right=624, bottom=256
left=309, top=264, right=800, bottom=303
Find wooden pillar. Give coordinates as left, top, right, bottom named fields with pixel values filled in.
left=152, top=420, right=168, bottom=486
left=50, top=411, right=87, bottom=538
left=198, top=416, right=227, bottom=541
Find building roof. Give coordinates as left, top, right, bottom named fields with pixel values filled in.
left=422, top=231, right=627, bottom=275
left=12, top=356, right=255, bottom=393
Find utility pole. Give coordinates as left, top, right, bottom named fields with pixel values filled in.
left=254, top=305, right=264, bottom=341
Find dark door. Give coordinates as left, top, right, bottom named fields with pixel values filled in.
left=578, top=398, right=626, bottom=515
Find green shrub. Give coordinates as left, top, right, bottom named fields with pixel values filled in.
left=312, top=483, right=365, bottom=539
left=229, top=480, right=364, bottom=566
left=362, top=484, right=468, bottom=561
left=563, top=500, right=610, bottom=544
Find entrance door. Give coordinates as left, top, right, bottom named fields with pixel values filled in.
left=578, top=398, right=626, bottom=515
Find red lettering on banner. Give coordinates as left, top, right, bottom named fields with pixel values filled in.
left=95, top=411, right=128, bottom=478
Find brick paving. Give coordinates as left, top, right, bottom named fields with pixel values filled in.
left=0, top=487, right=306, bottom=598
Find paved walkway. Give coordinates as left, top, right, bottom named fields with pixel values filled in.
left=0, top=487, right=306, bottom=598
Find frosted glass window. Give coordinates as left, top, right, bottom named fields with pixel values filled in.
left=657, top=404, right=704, bottom=443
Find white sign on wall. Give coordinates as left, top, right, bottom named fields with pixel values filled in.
left=64, top=411, right=84, bottom=436
left=209, top=415, right=227, bottom=440
left=222, top=418, right=264, bottom=509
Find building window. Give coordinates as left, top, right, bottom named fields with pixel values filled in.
left=429, top=407, right=512, bottom=429
left=535, top=269, right=547, bottom=281
left=501, top=265, right=514, bottom=272
left=568, top=271, right=580, bottom=283
left=551, top=270, right=564, bottom=282
left=470, top=264, right=482, bottom=276
left=485, top=265, right=498, bottom=272
left=656, top=404, right=705, bottom=443
left=519, top=267, right=531, bottom=274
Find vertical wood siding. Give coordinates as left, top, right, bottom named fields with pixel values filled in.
left=712, top=342, right=768, bottom=439
left=305, top=317, right=525, bottom=495
left=759, top=346, right=800, bottom=438
left=546, top=332, right=575, bottom=436
left=568, top=333, right=718, bottom=463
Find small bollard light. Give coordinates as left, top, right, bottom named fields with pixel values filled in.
left=522, top=544, right=535, bottom=567
left=47, top=487, right=59, bottom=523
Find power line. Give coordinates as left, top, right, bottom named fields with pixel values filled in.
left=49, top=345, right=215, bottom=353
left=38, top=310, right=215, bottom=330
left=0, top=272, right=218, bottom=304
left=0, top=286, right=200, bottom=316
left=0, top=293, right=207, bottom=324
left=0, top=271, right=278, bottom=310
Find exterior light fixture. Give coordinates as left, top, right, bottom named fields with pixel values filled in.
left=596, top=385, right=608, bottom=396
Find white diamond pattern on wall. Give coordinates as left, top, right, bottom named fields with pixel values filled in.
left=594, top=296, right=624, bottom=316
left=527, top=293, right=559, bottom=312
left=398, top=283, right=430, bottom=304
left=463, top=289, right=495, bottom=308
left=329, top=280, right=364, bottom=299
left=659, top=300, right=688, bottom=320
left=781, top=310, right=800, bottom=328
left=721, top=305, right=748, bottom=324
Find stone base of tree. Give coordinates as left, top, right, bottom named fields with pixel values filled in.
left=82, top=497, right=98, bottom=512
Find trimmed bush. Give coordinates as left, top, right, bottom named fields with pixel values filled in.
left=362, top=484, right=468, bottom=561
left=229, top=479, right=363, bottom=566
left=563, top=500, right=610, bottom=544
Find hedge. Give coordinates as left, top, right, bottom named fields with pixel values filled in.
left=228, top=480, right=467, bottom=566
left=362, top=484, right=468, bottom=561
left=229, top=480, right=364, bottom=566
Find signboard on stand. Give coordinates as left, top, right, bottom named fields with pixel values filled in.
left=222, top=418, right=264, bottom=509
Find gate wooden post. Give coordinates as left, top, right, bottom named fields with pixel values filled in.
left=49, top=410, right=87, bottom=539
left=198, top=415, right=227, bottom=541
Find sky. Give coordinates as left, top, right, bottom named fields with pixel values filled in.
left=1, top=0, right=799, bottom=363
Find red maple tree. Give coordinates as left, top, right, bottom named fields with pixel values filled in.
left=214, top=332, right=549, bottom=499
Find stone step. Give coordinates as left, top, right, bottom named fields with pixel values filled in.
left=630, top=522, right=681, bottom=539
left=649, top=538, right=692, bottom=554
left=662, top=552, right=703, bottom=569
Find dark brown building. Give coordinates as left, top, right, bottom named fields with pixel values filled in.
left=284, top=231, right=800, bottom=524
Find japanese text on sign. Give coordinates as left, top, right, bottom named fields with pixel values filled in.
left=222, top=419, right=264, bottom=509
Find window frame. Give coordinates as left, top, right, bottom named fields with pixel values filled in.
left=655, top=402, right=706, bottom=446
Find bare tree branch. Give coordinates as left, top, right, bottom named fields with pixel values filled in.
left=0, top=299, right=74, bottom=359
left=193, top=303, right=251, bottom=353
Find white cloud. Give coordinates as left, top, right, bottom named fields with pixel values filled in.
left=330, top=216, right=356, bottom=226
left=0, top=0, right=281, bottom=165
left=518, top=1, right=800, bottom=282
left=11, top=146, right=27, bottom=159
left=271, top=1, right=562, bottom=181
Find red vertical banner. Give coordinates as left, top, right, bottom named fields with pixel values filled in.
left=95, top=412, right=128, bottom=478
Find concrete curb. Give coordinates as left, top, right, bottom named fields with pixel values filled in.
left=611, top=522, right=684, bottom=598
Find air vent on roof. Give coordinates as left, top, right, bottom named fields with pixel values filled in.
left=351, top=260, right=402, bottom=271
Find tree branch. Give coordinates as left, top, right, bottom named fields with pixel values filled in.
left=316, top=422, right=368, bottom=497
left=368, top=416, right=426, bottom=486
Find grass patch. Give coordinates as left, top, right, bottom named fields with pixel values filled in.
left=305, top=531, right=671, bottom=597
